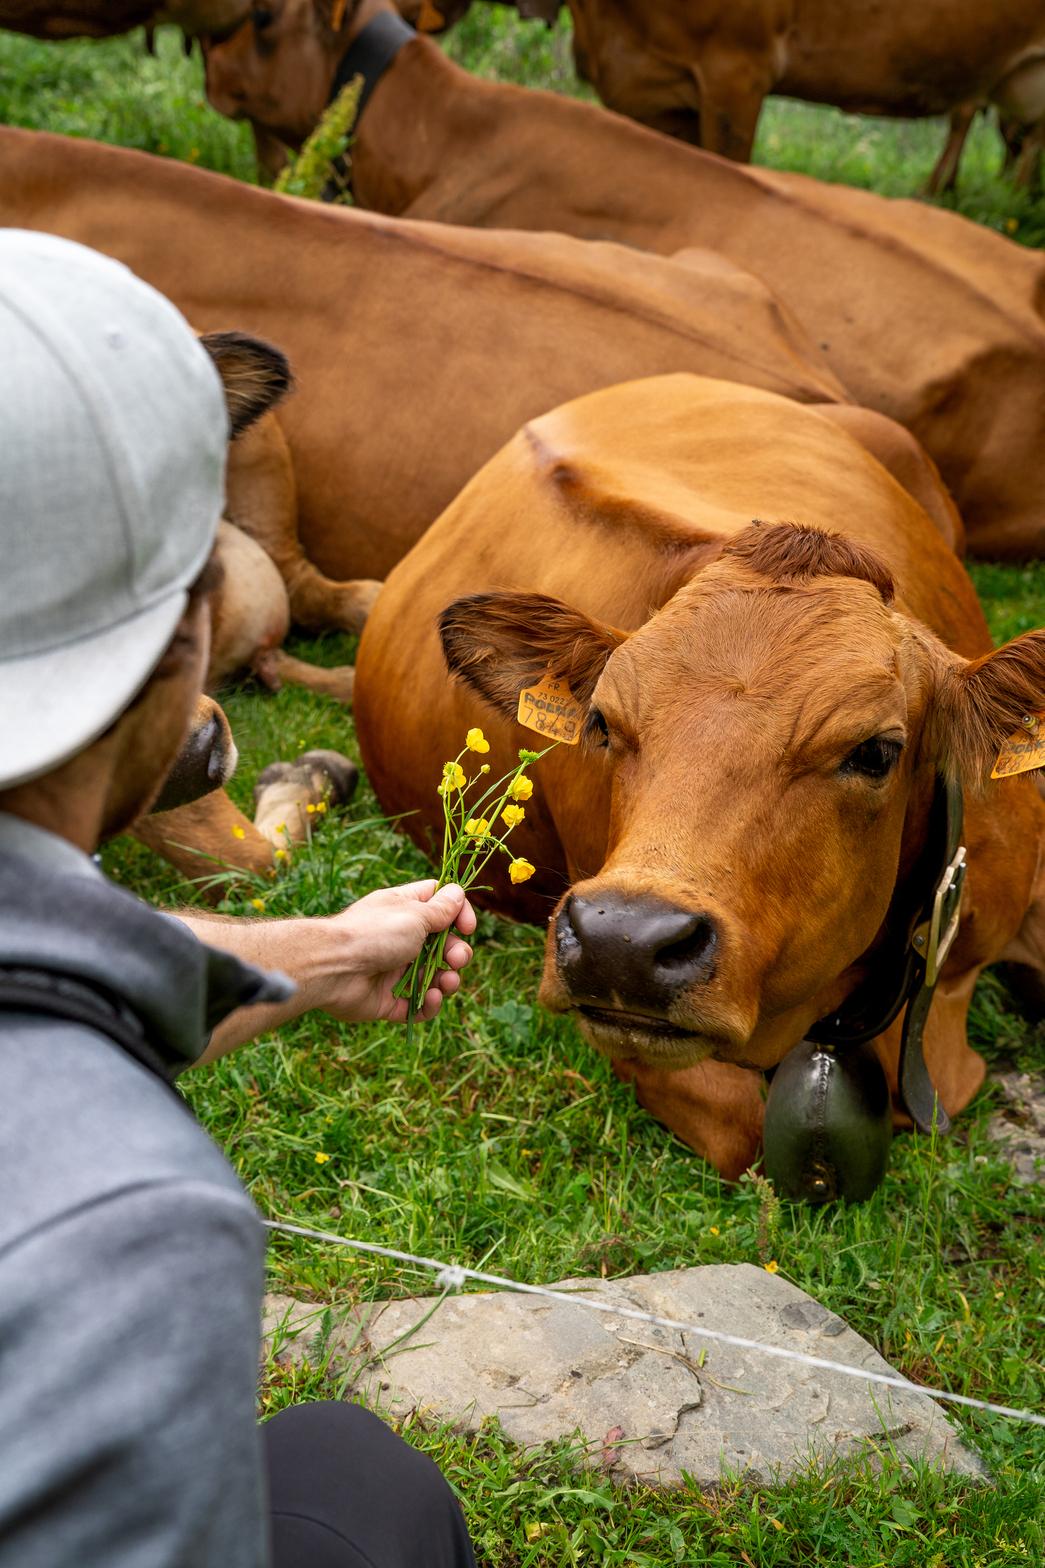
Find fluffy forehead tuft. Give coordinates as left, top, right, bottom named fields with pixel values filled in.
left=721, top=520, right=895, bottom=604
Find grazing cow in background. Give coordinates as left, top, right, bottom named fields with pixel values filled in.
left=0, top=0, right=249, bottom=38
left=201, top=0, right=1045, bottom=561
left=354, top=375, right=1045, bottom=1178
left=563, top=0, right=1045, bottom=189
left=4, top=126, right=914, bottom=613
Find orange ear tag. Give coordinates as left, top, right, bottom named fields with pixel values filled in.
left=517, top=673, right=584, bottom=745
left=991, top=713, right=1045, bottom=779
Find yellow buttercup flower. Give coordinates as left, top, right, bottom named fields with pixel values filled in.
left=508, top=775, right=533, bottom=802
left=315, top=801, right=327, bottom=814
left=314, top=1151, right=331, bottom=1165
left=465, top=818, right=490, bottom=837
left=274, top=848, right=287, bottom=861
left=466, top=727, right=490, bottom=753
left=764, top=1260, right=779, bottom=1274
left=250, top=898, right=265, bottom=913
left=438, top=761, right=467, bottom=795
left=509, top=858, right=536, bottom=884
left=231, top=825, right=246, bottom=840
left=502, top=804, right=525, bottom=829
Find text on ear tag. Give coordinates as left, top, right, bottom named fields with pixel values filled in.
left=991, top=712, right=1045, bottom=779
left=517, top=673, right=584, bottom=745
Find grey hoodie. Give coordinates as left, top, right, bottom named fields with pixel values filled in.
left=0, top=824, right=291, bottom=1567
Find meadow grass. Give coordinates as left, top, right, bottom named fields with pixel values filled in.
left=3, top=9, right=1044, bottom=1563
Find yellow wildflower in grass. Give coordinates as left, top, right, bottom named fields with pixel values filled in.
left=502, top=804, right=525, bottom=829
left=314, top=1151, right=332, bottom=1165
left=509, top=858, right=536, bottom=884
left=231, top=825, right=246, bottom=840
left=438, top=761, right=467, bottom=795
left=508, top=775, right=533, bottom=802
left=316, top=801, right=327, bottom=814
left=250, top=899, right=266, bottom=913
left=274, top=848, right=287, bottom=861
left=466, top=727, right=490, bottom=753
left=764, top=1260, right=779, bottom=1274
left=709, top=1226, right=720, bottom=1236
left=465, top=818, right=490, bottom=837
left=306, top=803, right=316, bottom=814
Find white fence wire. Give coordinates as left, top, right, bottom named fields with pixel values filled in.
left=264, top=1219, right=1045, bottom=1430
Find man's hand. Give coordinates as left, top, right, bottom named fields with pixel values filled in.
left=178, top=880, right=477, bottom=1063
left=314, top=880, right=476, bottom=1023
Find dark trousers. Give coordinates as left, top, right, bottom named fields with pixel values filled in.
left=262, top=1402, right=477, bottom=1568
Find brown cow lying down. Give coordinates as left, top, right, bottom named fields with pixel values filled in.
left=0, top=0, right=248, bottom=37
left=353, top=375, right=1045, bottom=1180
left=564, top=0, right=1045, bottom=180
left=1, top=126, right=908, bottom=608
left=202, top=1, right=1045, bottom=561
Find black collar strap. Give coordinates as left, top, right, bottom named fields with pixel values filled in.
left=806, top=773, right=967, bottom=1133
left=329, top=10, right=416, bottom=119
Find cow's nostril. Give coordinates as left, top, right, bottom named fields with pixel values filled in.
left=654, top=915, right=717, bottom=982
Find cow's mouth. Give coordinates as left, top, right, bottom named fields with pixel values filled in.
left=576, top=1004, right=733, bottom=1067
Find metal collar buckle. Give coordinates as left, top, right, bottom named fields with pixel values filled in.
left=911, top=845, right=967, bottom=988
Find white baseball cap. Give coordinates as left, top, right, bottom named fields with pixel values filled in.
left=0, top=229, right=228, bottom=790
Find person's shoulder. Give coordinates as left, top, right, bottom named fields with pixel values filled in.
left=0, top=1011, right=251, bottom=1259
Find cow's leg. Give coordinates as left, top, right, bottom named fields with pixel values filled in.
left=691, top=51, right=768, bottom=162
left=997, top=840, right=1045, bottom=1013
left=253, top=647, right=356, bottom=706
left=252, top=122, right=290, bottom=186
left=131, top=790, right=275, bottom=897
left=224, top=414, right=382, bottom=635
left=1013, top=121, right=1044, bottom=190
left=253, top=750, right=359, bottom=847
left=613, top=1058, right=764, bottom=1180
left=926, top=103, right=977, bottom=196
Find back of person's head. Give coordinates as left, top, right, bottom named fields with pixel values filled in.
left=0, top=230, right=229, bottom=795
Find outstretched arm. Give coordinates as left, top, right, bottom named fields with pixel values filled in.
left=175, top=880, right=476, bottom=1063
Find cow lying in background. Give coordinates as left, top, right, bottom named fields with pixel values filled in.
left=0, top=0, right=248, bottom=38
left=4, top=126, right=916, bottom=612
left=202, top=0, right=1045, bottom=561
left=354, top=375, right=1045, bottom=1178
left=564, top=0, right=1045, bottom=186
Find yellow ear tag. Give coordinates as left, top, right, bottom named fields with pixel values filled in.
left=517, top=672, right=584, bottom=745
left=991, top=712, right=1045, bottom=779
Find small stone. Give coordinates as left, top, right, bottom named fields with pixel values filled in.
left=263, top=1263, right=985, bottom=1488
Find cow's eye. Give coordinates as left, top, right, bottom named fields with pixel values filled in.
left=840, top=736, right=903, bottom=780
left=584, top=707, right=610, bottom=747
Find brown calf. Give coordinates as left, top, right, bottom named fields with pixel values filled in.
left=354, top=375, right=1045, bottom=1178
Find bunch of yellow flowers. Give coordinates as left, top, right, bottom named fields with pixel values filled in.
left=392, top=728, right=556, bottom=1030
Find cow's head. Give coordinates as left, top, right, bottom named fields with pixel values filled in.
left=202, top=0, right=364, bottom=145
left=441, top=522, right=1045, bottom=1072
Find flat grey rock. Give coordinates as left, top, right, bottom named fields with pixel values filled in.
left=263, top=1264, right=984, bottom=1487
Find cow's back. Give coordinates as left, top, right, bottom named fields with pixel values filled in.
left=0, top=126, right=852, bottom=582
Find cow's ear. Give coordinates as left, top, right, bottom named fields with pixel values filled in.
left=199, top=331, right=293, bottom=437
left=440, top=591, right=626, bottom=720
left=934, top=628, right=1045, bottom=786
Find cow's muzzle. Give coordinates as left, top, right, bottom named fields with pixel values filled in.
left=555, top=891, right=718, bottom=1013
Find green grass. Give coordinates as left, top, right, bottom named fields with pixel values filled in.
left=4, top=8, right=1043, bottom=1563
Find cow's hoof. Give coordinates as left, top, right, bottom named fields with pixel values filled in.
left=763, top=1039, right=892, bottom=1204
left=253, top=749, right=359, bottom=845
